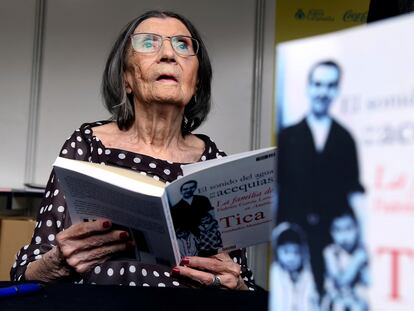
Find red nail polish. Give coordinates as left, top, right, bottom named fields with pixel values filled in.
left=171, top=267, right=180, bottom=276
left=180, top=257, right=190, bottom=266
left=119, top=232, right=129, bottom=240
left=102, top=221, right=111, bottom=228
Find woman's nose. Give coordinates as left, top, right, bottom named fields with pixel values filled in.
left=158, top=38, right=176, bottom=62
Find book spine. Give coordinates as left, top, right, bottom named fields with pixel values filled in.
left=161, top=193, right=181, bottom=265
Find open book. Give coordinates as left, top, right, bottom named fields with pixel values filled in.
left=53, top=147, right=276, bottom=266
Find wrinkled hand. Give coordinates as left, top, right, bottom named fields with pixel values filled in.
left=171, top=252, right=248, bottom=290
left=25, top=218, right=132, bottom=282
left=55, top=218, right=132, bottom=274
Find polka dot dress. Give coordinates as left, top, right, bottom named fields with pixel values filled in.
left=10, top=121, right=256, bottom=289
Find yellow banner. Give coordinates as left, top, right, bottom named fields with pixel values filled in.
left=276, top=0, right=370, bottom=43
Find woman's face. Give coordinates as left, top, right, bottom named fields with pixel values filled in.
left=124, top=17, right=199, bottom=108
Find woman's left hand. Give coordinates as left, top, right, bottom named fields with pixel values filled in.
left=171, top=252, right=248, bottom=290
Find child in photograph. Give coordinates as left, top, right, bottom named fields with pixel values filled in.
left=322, top=207, right=369, bottom=311
left=176, top=228, right=199, bottom=256
left=270, top=222, right=320, bottom=311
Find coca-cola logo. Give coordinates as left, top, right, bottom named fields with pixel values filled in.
left=343, top=10, right=368, bottom=23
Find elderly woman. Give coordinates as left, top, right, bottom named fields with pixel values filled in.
left=10, top=10, right=254, bottom=290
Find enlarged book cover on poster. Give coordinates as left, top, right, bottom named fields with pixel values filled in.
left=54, top=147, right=275, bottom=267
left=272, top=13, right=414, bottom=311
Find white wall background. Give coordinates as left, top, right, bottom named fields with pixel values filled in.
left=0, top=0, right=36, bottom=188
left=35, top=0, right=258, bottom=184
left=0, top=0, right=275, bottom=288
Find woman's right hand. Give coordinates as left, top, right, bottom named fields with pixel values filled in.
left=25, top=218, right=131, bottom=281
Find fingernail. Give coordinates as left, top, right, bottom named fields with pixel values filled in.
left=102, top=221, right=111, bottom=228
left=119, top=232, right=129, bottom=240
left=171, top=267, right=180, bottom=276
left=180, top=257, right=190, bottom=266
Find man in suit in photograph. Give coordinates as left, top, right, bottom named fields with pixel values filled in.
left=276, top=60, right=365, bottom=297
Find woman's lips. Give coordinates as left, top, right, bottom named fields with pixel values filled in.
left=156, top=74, right=178, bottom=82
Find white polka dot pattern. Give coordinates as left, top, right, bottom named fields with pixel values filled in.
left=133, top=157, right=141, bottom=163
left=9, top=121, right=256, bottom=289
left=94, top=266, right=101, bottom=274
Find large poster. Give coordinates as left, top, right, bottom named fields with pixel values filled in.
left=271, top=13, right=414, bottom=311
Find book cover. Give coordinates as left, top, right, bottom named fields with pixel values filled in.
left=272, top=13, right=414, bottom=311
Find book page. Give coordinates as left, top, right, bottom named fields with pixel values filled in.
left=54, top=157, right=166, bottom=195
left=54, top=166, right=180, bottom=266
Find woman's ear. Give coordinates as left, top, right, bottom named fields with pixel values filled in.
left=194, top=80, right=199, bottom=96
left=123, top=72, right=132, bottom=94
left=125, top=85, right=132, bottom=94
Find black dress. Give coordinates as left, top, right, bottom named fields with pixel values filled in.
left=10, top=121, right=256, bottom=289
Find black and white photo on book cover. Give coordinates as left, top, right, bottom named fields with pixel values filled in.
left=272, top=12, right=414, bottom=311
left=169, top=179, right=223, bottom=257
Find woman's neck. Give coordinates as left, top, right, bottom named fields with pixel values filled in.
left=92, top=101, right=205, bottom=163
left=129, top=101, right=185, bottom=151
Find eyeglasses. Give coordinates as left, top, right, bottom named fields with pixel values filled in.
left=130, top=33, right=199, bottom=57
